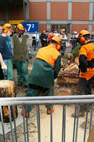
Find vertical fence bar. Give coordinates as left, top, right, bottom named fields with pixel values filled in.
left=89, top=104, right=93, bottom=134
left=62, top=105, right=66, bottom=142
left=72, top=104, right=77, bottom=142
left=0, top=106, right=5, bottom=142
left=63, top=104, right=66, bottom=142
left=22, top=105, right=26, bottom=142
left=62, top=105, right=64, bottom=142
left=8, top=105, right=14, bottom=142
left=26, top=106, right=29, bottom=142
left=12, top=105, right=17, bottom=142
left=83, top=104, right=89, bottom=142
left=75, top=104, right=80, bottom=142
left=50, top=105, right=53, bottom=142
left=37, top=105, right=41, bottom=142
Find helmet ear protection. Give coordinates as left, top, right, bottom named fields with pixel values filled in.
left=78, top=30, right=90, bottom=44
left=56, top=43, right=61, bottom=50
left=78, top=33, right=85, bottom=43
left=4, top=28, right=8, bottom=33
left=51, top=36, right=62, bottom=50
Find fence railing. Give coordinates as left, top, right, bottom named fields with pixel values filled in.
left=0, top=95, right=94, bottom=142
left=27, top=38, right=78, bottom=55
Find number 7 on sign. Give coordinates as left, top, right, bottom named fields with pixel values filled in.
left=27, top=24, right=34, bottom=31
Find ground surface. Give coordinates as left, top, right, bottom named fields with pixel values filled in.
left=1, top=58, right=94, bottom=142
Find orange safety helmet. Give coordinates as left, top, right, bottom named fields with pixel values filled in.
left=2, top=23, right=13, bottom=33
left=51, top=36, right=61, bottom=50
left=78, top=30, right=90, bottom=44
left=16, top=23, right=24, bottom=30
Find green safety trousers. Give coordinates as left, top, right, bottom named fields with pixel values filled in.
left=15, top=61, right=28, bottom=86
left=7, top=59, right=13, bottom=80
left=25, top=85, right=54, bottom=112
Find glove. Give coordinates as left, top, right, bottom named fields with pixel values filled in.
left=29, top=53, right=32, bottom=59
left=1, top=63, right=7, bottom=70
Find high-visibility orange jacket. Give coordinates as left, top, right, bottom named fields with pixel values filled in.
left=79, top=41, right=94, bottom=80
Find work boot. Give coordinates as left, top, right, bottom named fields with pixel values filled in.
left=47, top=108, right=54, bottom=114
left=71, top=111, right=85, bottom=118
left=21, top=109, right=30, bottom=118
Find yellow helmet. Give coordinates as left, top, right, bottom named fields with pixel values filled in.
left=51, top=36, right=61, bottom=50
left=51, top=36, right=61, bottom=44
left=2, top=23, right=13, bottom=33
left=78, top=30, right=90, bottom=43
left=17, top=23, right=24, bottom=30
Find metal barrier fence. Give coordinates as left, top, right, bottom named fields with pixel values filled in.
left=27, top=38, right=78, bottom=56
left=0, top=95, right=94, bottom=142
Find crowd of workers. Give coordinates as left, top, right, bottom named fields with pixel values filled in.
left=0, top=23, right=94, bottom=118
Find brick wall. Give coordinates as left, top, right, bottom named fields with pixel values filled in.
left=8, top=5, right=24, bottom=20
left=29, top=2, right=47, bottom=20
left=51, top=2, right=68, bottom=20
left=72, top=24, right=89, bottom=33
left=0, top=5, right=5, bottom=21
left=72, top=2, right=89, bottom=20
left=39, top=24, right=47, bottom=33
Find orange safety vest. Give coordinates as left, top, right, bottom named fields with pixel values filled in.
left=36, top=44, right=61, bottom=67
left=79, top=42, right=94, bottom=80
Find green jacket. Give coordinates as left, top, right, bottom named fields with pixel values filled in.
left=12, top=35, right=29, bottom=61
left=28, top=45, right=61, bottom=88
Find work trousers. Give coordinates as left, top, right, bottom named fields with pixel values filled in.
left=25, top=85, right=54, bottom=111
left=15, top=61, right=28, bottom=86
left=7, top=59, right=13, bottom=80
left=3, top=59, right=13, bottom=80
left=77, top=77, right=93, bottom=112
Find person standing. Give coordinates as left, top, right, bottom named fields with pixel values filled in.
left=6, top=35, right=14, bottom=80
left=71, top=29, right=78, bottom=50
left=40, top=30, right=48, bottom=47
left=72, top=30, right=94, bottom=117
left=0, top=23, right=13, bottom=79
left=54, top=29, right=60, bottom=36
left=11, top=23, right=29, bottom=87
left=21, top=36, right=62, bottom=117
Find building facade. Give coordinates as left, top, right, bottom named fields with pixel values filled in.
left=0, top=0, right=94, bottom=34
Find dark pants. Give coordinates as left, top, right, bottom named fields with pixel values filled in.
left=77, top=77, right=93, bottom=112
left=25, top=84, right=54, bottom=111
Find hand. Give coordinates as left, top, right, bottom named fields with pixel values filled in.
left=1, top=63, right=7, bottom=70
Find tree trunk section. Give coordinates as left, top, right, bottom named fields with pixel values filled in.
left=0, top=80, right=18, bottom=122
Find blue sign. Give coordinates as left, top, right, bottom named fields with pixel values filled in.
left=23, top=22, right=38, bottom=33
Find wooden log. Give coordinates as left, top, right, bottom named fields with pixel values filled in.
left=55, top=87, right=72, bottom=96
left=0, top=80, right=18, bottom=123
